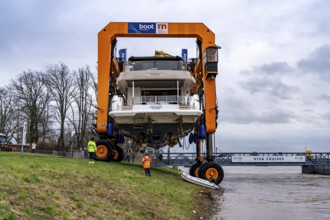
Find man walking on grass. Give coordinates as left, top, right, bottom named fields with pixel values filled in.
left=142, top=153, right=152, bottom=177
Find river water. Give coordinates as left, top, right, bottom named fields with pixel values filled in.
left=208, top=166, right=330, bottom=220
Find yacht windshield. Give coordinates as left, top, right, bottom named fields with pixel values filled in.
left=128, top=60, right=185, bottom=71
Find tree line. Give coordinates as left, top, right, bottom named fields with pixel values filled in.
left=0, top=63, right=97, bottom=151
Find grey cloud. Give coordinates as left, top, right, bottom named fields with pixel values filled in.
left=318, top=94, right=330, bottom=102
left=322, top=111, right=330, bottom=122
left=240, top=77, right=297, bottom=100
left=319, top=21, right=330, bottom=35
left=219, top=97, right=255, bottom=124
left=258, top=62, right=292, bottom=75
left=308, top=1, right=330, bottom=35
left=0, top=1, right=65, bottom=46
left=220, top=96, right=298, bottom=125
left=258, top=110, right=298, bottom=124
left=0, top=0, right=98, bottom=81
left=217, top=134, right=330, bottom=152
left=297, top=44, right=330, bottom=78
left=239, top=60, right=298, bottom=100
left=0, top=1, right=95, bottom=57
left=240, top=62, right=292, bottom=76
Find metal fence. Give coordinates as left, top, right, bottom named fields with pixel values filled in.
left=2, top=149, right=329, bottom=167
left=150, top=152, right=330, bottom=167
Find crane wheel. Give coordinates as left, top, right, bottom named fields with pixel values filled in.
left=95, top=140, right=115, bottom=161
left=112, top=145, right=125, bottom=162
left=189, top=163, right=202, bottom=177
left=198, top=162, right=224, bottom=184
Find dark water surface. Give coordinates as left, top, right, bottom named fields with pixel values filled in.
left=209, top=166, right=330, bottom=220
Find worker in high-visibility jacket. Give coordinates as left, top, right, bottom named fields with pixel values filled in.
left=87, top=137, right=97, bottom=164
left=142, top=153, right=152, bottom=177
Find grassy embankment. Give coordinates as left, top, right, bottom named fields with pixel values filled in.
left=0, top=152, right=207, bottom=219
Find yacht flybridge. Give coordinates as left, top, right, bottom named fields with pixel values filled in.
left=110, top=56, right=202, bottom=148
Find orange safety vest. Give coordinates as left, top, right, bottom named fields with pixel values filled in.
left=142, top=155, right=152, bottom=169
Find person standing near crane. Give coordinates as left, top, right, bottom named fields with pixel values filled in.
left=87, top=137, right=97, bottom=164
left=142, top=153, right=152, bottom=177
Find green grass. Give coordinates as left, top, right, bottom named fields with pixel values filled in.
left=0, top=152, right=208, bottom=219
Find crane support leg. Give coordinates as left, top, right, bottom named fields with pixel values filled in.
left=206, top=134, right=214, bottom=162
left=196, top=140, right=203, bottom=163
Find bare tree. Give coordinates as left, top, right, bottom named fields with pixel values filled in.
left=90, top=68, right=98, bottom=123
left=46, top=63, right=75, bottom=150
left=0, top=87, right=18, bottom=143
left=39, top=104, right=54, bottom=141
left=68, top=66, right=95, bottom=149
left=11, top=70, right=51, bottom=144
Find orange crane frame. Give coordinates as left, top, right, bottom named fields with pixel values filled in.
left=97, top=22, right=218, bottom=137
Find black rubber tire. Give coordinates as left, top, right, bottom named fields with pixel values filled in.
left=112, top=145, right=125, bottom=162
left=95, top=140, right=115, bottom=161
left=189, top=163, right=202, bottom=177
left=197, top=162, right=210, bottom=179
left=198, top=162, right=224, bottom=185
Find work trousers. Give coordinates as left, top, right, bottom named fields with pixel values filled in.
left=144, top=168, right=151, bottom=176
left=89, top=152, right=95, bottom=161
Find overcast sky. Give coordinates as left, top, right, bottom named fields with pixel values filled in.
left=1, top=0, right=329, bottom=152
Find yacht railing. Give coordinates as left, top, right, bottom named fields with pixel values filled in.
left=112, top=95, right=200, bottom=111
left=132, top=96, right=188, bottom=105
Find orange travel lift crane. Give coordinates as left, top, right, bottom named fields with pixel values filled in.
left=96, top=22, right=223, bottom=184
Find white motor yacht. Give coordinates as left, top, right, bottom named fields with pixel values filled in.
left=109, top=56, right=202, bottom=148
